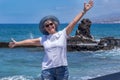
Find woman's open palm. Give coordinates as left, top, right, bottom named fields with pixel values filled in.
left=84, top=0, right=94, bottom=12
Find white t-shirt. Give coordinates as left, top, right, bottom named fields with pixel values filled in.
left=39, top=28, right=68, bottom=70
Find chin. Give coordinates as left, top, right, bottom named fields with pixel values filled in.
left=50, top=30, right=56, bottom=34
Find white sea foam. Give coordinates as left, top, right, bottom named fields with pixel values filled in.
left=104, top=48, right=120, bottom=56
left=0, top=75, right=34, bottom=80
left=81, top=76, right=93, bottom=80
left=93, top=48, right=120, bottom=57
left=69, top=76, right=95, bottom=80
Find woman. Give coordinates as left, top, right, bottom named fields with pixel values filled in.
left=9, top=0, right=93, bottom=80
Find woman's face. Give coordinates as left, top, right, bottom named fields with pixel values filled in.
left=44, top=20, right=56, bottom=34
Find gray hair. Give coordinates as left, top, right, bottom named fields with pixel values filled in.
left=39, top=15, right=60, bottom=35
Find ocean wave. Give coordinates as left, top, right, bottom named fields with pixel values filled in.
left=88, top=48, right=120, bottom=63
left=69, top=75, right=95, bottom=80
left=0, top=75, right=35, bottom=80
left=0, top=75, right=94, bottom=80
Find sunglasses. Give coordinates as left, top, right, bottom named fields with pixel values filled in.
left=45, top=23, right=54, bottom=28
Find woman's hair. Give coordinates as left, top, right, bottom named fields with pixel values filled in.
left=39, top=15, right=60, bottom=35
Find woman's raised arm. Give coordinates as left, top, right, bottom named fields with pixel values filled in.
left=66, top=0, right=94, bottom=35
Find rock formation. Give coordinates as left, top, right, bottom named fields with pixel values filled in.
left=67, top=19, right=120, bottom=51
left=75, top=18, right=93, bottom=40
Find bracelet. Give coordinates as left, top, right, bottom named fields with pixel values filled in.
left=82, top=10, right=87, bottom=14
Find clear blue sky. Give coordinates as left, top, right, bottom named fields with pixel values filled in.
left=0, top=0, right=120, bottom=23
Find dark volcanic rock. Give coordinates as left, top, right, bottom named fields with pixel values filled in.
left=98, top=37, right=120, bottom=46
left=67, top=36, right=97, bottom=44
left=0, top=42, right=43, bottom=48
left=0, top=42, right=9, bottom=48
left=75, top=18, right=93, bottom=39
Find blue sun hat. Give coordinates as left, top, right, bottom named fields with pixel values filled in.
left=39, top=15, right=60, bottom=35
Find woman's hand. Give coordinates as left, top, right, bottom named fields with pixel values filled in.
left=9, top=38, right=17, bottom=48
left=84, top=0, right=94, bottom=12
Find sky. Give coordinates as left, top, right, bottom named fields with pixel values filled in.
left=0, top=0, right=120, bottom=23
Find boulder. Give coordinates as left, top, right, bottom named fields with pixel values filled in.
left=75, top=18, right=94, bottom=40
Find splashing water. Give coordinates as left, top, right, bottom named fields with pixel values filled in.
left=29, top=33, right=34, bottom=39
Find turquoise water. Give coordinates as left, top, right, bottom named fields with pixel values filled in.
left=0, top=24, right=120, bottom=80
left=0, top=24, right=120, bottom=41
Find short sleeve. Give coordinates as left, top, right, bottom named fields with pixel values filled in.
left=39, top=37, right=43, bottom=45
left=62, top=28, right=68, bottom=38
left=39, top=36, right=47, bottom=45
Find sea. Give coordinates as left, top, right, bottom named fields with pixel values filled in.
left=0, top=23, right=120, bottom=80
